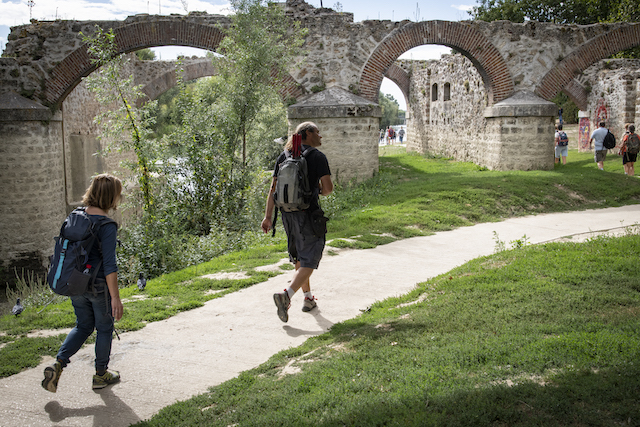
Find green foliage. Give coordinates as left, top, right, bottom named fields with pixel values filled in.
left=552, top=91, right=579, bottom=124
left=135, top=48, right=156, bottom=61
left=378, top=91, right=405, bottom=129
left=112, top=0, right=305, bottom=279
left=4, top=269, right=65, bottom=309
left=470, top=0, right=639, bottom=25
left=83, top=27, right=157, bottom=213
left=215, top=0, right=306, bottom=166
left=151, top=83, right=196, bottom=139
left=136, top=233, right=640, bottom=426
left=0, top=335, right=67, bottom=377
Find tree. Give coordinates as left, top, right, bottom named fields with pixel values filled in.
left=151, top=0, right=305, bottom=235
left=215, top=0, right=306, bottom=168
left=83, top=27, right=156, bottom=213
left=135, top=48, right=156, bottom=61
left=470, top=0, right=639, bottom=25
left=378, top=92, right=404, bottom=129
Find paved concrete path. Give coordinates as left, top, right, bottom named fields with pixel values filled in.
left=1, top=205, right=638, bottom=426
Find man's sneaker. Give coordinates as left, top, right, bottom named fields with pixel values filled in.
left=42, top=360, right=63, bottom=393
left=92, top=370, right=120, bottom=390
left=302, top=296, right=317, bottom=312
left=273, top=291, right=291, bottom=323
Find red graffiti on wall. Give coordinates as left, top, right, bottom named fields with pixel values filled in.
left=595, top=99, right=608, bottom=125
left=579, top=117, right=591, bottom=152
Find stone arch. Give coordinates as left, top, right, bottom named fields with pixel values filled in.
left=359, top=20, right=514, bottom=105
left=45, top=20, right=227, bottom=107
left=536, top=23, right=640, bottom=101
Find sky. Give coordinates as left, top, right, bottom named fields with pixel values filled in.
left=0, top=0, right=476, bottom=109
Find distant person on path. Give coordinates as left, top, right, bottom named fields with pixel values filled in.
left=387, top=127, right=395, bottom=144
left=42, top=174, right=123, bottom=393
left=398, top=128, right=405, bottom=143
left=379, top=129, right=385, bottom=144
left=590, top=121, right=609, bottom=170
left=261, top=122, right=333, bottom=322
left=554, top=124, right=569, bottom=165
left=621, top=124, right=639, bottom=176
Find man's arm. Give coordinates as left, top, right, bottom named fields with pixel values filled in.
left=319, top=174, right=333, bottom=196
left=261, top=177, right=277, bottom=233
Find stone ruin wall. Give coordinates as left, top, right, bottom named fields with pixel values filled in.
left=404, top=53, right=640, bottom=167
left=288, top=116, right=380, bottom=183
left=404, top=54, right=489, bottom=165
left=0, top=112, right=65, bottom=269
left=580, top=59, right=640, bottom=138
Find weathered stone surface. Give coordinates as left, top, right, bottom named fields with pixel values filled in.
left=0, top=91, right=52, bottom=121
left=485, top=91, right=557, bottom=118
left=288, top=87, right=380, bottom=182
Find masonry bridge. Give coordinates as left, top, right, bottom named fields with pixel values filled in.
left=1, top=0, right=639, bottom=274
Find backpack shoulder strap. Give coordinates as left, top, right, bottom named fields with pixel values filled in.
left=302, top=146, right=316, bottom=157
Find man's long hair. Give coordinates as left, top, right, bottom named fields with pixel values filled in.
left=284, top=122, right=318, bottom=151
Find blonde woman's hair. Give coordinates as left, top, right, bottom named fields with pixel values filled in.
left=284, top=121, right=318, bottom=151
left=82, top=174, right=123, bottom=211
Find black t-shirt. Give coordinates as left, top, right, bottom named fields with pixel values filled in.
left=273, top=145, right=331, bottom=211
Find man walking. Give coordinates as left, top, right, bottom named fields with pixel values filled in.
left=261, top=122, right=333, bottom=322
left=590, top=121, right=609, bottom=170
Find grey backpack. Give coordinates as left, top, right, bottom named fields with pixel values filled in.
left=273, top=147, right=314, bottom=213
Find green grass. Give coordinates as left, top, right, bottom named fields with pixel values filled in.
left=1, top=147, right=639, bottom=382
left=323, top=148, right=640, bottom=247
left=136, top=232, right=640, bottom=426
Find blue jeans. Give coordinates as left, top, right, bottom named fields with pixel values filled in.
left=57, top=286, right=113, bottom=372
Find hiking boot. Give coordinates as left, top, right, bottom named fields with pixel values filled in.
left=42, top=360, right=63, bottom=393
left=302, top=296, right=317, bottom=312
left=92, top=370, right=120, bottom=390
left=273, top=291, right=291, bottom=323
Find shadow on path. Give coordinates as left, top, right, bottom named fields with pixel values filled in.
left=44, top=386, right=141, bottom=427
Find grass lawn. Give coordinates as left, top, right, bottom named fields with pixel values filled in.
left=1, top=144, right=639, bottom=394
left=135, top=231, right=640, bottom=426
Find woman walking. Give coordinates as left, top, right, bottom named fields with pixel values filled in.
left=42, top=174, right=124, bottom=392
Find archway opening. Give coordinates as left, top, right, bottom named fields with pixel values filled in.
left=150, top=46, right=211, bottom=60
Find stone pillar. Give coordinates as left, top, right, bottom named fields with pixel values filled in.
left=483, top=91, right=557, bottom=170
left=287, top=87, right=382, bottom=183
left=0, top=92, right=66, bottom=276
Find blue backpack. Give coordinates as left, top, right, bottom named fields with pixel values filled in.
left=47, top=207, right=115, bottom=296
left=557, top=131, right=568, bottom=146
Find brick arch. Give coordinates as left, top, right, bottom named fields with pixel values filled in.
left=45, top=19, right=304, bottom=108
left=139, top=60, right=304, bottom=106
left=45, top=20, right=227, bottom=107
left=561, top=79, right=589, bottom=111
left=140, top=60, right=218, bottom=104
left=383, top=63, right=410, bottom=104
left=536, top=23, right=640, bottom=101
left=359, top=20, right=514, bottom=105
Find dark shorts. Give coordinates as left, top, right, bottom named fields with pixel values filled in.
left=281, top=211, right=325, bottom=269
left=595, top=150, right=607, bottom=163
left=623, top=152, right=637, bottom=164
